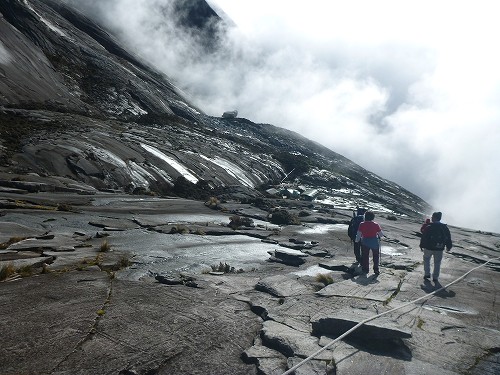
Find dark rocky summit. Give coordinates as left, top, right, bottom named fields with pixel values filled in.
left=1, top=1, right=499, bottom=374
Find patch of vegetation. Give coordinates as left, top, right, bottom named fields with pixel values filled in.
left=386, top=215, right=397, bottom=221
left=17, top=265, right=34, bottom=277
left=99, top=240, right=111, bottom=252
left=384, top=278, right=404, bottom=306
left=228, top=215, right=254, bottom=229
left=117, top=256, right=132, bottom=269
left=316, top=273, right=334, bottom=286
left=81, top=255, right=102, bottom=268
left=298, top=210, right=311, bottom=217
left=169, top=224, right=189, bottom=234
left=205, top=196, right=221, bottom=210
left=0, top=236, right=27, bottom=250
left=57, top=203, right=73, bottom=212
left=0, top=263, right=16, bottom=281
left=75, top=254, right=107, bottom=272
left=14, top=200, right=56, bottom=210
left=416, top=317, right=425, bottom=330
left=269, top=209, right=301, bottom=225
left=210, top=262, right=243, bottom=274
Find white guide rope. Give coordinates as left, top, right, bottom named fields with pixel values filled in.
left=282, top=255, right=500, bottom=375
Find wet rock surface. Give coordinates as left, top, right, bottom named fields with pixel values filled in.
left=1, top=189, right=499, bottom=375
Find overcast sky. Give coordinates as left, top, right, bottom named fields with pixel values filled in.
left=66, top=0, right=500, bottom=233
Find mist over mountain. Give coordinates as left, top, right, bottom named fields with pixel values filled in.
left=46, top=0, right=500, bottom=234
left=1, top=0, right=432, bottom=219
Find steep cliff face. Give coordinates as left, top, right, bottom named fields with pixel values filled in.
left=0, top=0, right=430, bottom=217
left=0, top=0, right=201, bottom=119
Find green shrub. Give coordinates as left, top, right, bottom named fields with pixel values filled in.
left=417, top=317, right=425, bottom=329
left=316, top=273, right=334, bottom=286
left=210, top=262, right=243, bottom=273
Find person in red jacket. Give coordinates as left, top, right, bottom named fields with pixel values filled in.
left=355, top=211, right=384, bottom=275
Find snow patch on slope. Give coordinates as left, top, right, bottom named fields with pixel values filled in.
left=141, top=143, right=198, bottom=184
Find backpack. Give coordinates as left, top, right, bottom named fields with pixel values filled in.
left=424, top=223, right=447, bottom=250
left=348, top=215, right=364, bottom=240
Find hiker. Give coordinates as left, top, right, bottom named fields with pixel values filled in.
left=348, top=207, right=366, bottom=263
left=355, top=210, right=384, bottom=275
left=420, top=218, right=431, bottom=233
left=419, top=211, right=452, bottom=282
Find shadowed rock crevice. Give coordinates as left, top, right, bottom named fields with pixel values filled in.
left=343, top=337, right=412, bottom=361
left=311, top=316, right=412, bottom=341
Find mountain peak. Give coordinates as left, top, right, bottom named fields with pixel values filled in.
left=0, top=0, right=430, bottom=218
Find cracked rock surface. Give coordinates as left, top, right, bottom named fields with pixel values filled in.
left=1, top=190, right=499, bottom=375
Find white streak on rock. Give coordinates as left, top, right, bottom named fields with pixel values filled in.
left=141, top=144, right=198, bottom=184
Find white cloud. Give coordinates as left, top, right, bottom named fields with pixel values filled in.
left=63, top=0, right=500, bottom=233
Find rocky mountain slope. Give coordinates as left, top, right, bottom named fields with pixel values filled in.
left=1, top=2, right=499, bottom=375
left=0, top=0, right=429, bottom=218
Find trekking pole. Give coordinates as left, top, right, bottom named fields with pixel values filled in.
left=378, top=235, right=388, bottom=268
left=378, top=236, right=381, bottom=267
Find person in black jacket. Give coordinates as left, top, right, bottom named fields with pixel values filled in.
left=348, top=207, right=366, bottom=263
left=419, top=211, right=452, bottom=282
